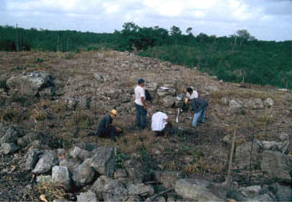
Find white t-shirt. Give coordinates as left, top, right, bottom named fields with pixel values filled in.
left=186, top=91, right=198, bottom=99
left=151, top=112, right=168, bottom=131
left=134, top=85, right=145, bottom=106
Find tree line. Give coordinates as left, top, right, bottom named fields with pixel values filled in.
left=0, top=23, right=291, bottom=89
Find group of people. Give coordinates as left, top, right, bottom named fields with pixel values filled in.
left=95, top=78, right=208, bottom=140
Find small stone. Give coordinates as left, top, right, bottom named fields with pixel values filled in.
left=1, top=143, right=19, bottom=154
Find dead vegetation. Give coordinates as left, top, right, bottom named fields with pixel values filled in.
left=0, top=50, right=291, bottom=200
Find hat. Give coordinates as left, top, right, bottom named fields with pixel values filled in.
left=138, top=78, right=145, bottom=84
left=110, top=109, right=117, bottom=116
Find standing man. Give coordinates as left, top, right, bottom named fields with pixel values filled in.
left=135, top=78, right=147, bottom=129
left=96, top=109, right=122, bottom=141
left=190, top=97, right=209, bottom=127
left=151, top=110, right=171, bottom=138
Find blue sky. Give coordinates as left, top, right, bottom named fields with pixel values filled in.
left=0, top=0, right=291, bottom=41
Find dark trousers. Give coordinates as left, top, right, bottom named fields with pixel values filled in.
left=97, top=126, right=117, bottom=140
left=155, top=122, right=171, bottom=137
left=135, top=104, right=147, bottom=129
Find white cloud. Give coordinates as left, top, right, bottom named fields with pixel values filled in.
left=1, top=0, right=291, bottom=41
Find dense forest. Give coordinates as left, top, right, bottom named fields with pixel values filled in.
left=0, top=23, right=291, bottom=89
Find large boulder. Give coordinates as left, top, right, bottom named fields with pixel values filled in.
left=174, top=179, right=225, bottom=202
left=91, top=175, right=128, bottom=202
left=88, top=147, right=116, bottom=177
left=32, top=150, right=58, bottom=174
left=6, top=71, right=55, bottom=97
left=235, top=140, right=262, bottom=169
left=261, top=151, right=292, bottom=182
left=72, top=159, right=96, bottom=187
left=52, top=166, right=71, bottom=190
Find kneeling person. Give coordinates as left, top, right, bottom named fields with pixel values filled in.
left=96, top=109, right=122, bottom=140
left=151, top=110, right=171, bottom=138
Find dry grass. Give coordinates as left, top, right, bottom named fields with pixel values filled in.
left=0, top=107, right=24, bottom=122
left=37, top=181, right=66, bottom=201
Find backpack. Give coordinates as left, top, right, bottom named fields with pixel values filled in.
left=145, top=89, right=152, bottom=102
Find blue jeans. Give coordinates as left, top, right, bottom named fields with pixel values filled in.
left=192, top=107, right=206, bottom=127
left=135, top=104, right=147, bottom=129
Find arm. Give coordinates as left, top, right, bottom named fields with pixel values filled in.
left=141, top=96, right=147, bottom=110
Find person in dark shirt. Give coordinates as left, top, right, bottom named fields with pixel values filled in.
left=96, top=109, right=122, bottom=140
left=189, top=97, right=209, bottom=127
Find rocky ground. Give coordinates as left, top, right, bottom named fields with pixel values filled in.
left=0, top=50, right=291, bottom=202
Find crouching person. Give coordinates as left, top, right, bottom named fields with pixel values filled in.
left=190, top=98, right=209, bottom=127
left=151, top=110, right=171, bottom=138
left=96, top=109, right=122, bottom=141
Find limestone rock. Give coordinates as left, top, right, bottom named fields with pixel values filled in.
left=88, top=146, right=116, bottom=177
left=0, top=143, right=19, bottom=154
left=72, top=159, right=95, bottom=187
left=161, top=96, right=175, bottom=108
left=6, top=71, right=54, bottom=97
left=77, top=190, right=97, bottom=202
left=174, top=179, right=225, bottom=202
left=114, top=169, right=127, bottom=179
left=52, top=166, right=71, bottom=190
left=0, top=125, right=24, bottom=144
left=264, top=98, right=274, bottom=107
left=246, top=99, right=264, bottom=109
left=17, top=132, right=42, bottom=148
left=155, top=171, right=182, bottom=189
left=272, top=183, right=292, bottom=202
left=24, top=148, right=42, bottom=171
left=261, top=151, right=292, bottom=182
left=69, top=146, right=91, bottom=161
left=261, top=141, right=284, bottom=152
left=277, top=132, right=289, bottom=141
left=235, top=140, right=261, bottom=169
left=32, top=150, right=58, bottom=174
left=91, top=175, right=128, bottom=201
left=229, top=100, right=242, bottom=109
left=204, top=85, right=219, bottom=93
left=124, top=160, right=143, bottom=184
left=128, top=183, right=155, bottom=197
left=59, top=158, right=81, bottom=173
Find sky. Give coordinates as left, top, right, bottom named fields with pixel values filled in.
left=0, top=0, right=291, bottom=41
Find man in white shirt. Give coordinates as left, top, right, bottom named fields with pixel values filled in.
left=134, top=78, right=147, bottom=129
left=182, top=87, right=199, bottom=112
left=185, top=87, right=198, bottom=103
left=151, top=110, right=171, bottom=138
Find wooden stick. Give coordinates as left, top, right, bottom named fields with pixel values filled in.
left=226, top=130, right=236, bottom=189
